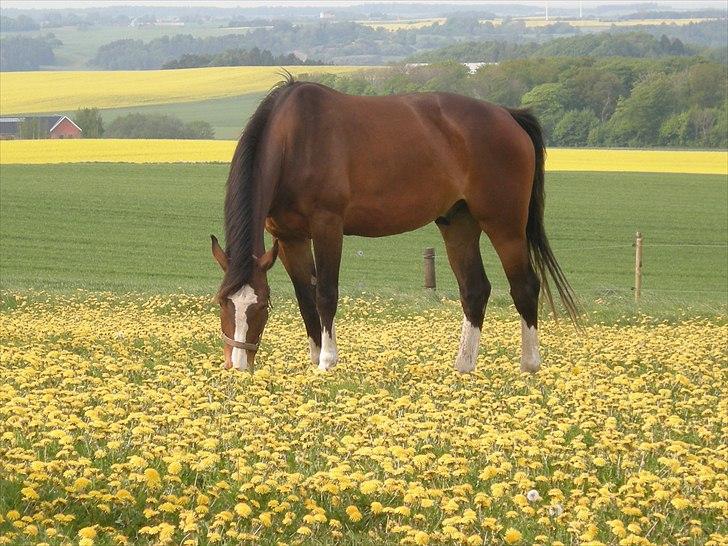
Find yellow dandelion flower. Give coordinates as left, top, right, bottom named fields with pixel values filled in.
left=78, top=527, right=97, bottom=539
left=671, top=498, right=691, bottom=510
left=504, top=528, right=523, bottom=544
left=359, top=480, right=380, bottom=495
left=414, top=530, right=430, bottom=545
left=234, top=503, right=252, bottom=517
left=21, top=487, right=39, bottom=500
left=144, top=468, right=161, bottom=488
left=346, top=505, right=363, bottom=522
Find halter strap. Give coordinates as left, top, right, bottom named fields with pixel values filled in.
left=221, top=331, right=259, bottom=352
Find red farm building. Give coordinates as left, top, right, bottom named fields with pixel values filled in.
left=0, top=115, right=82, bottom=139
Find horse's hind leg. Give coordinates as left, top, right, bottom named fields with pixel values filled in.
left=279, top=238, right=321, bottom=365
left=486, top=231, right=541, bottom=373
left=437, top=207, right=491, bottom=373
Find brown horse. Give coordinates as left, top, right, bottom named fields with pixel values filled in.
left=211, top=75, right=577, bottom=373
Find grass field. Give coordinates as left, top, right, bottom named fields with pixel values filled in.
left=0, top=66, right=365, bottom=115
left=1, top=292, right=726, bottom=545
left=1, top=163, right=725, bottom=316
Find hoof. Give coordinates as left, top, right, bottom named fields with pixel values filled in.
left=520, top=357, right=541, bottom=374
left=309, top=338, right=321, bottom=366
left=317, top=361, right=336, bottom=372
left=317, top=350, right=337, bottom=371
left=454, top=355, right=476, bottom=374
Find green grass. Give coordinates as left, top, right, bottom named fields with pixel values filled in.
left=1, top=24, right=258, bottom=70
left=1, top=164, right=726, bottom=317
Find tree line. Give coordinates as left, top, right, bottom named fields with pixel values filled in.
left=409, top=32, right=696, bottom=63
left=3, top=16, right=725, bottom=70
left=161, top=47, right=325, bottom=69
left=63, top=109, right=215, bottom=140
left=0, top=34, right=61, bottom=71
left=308, top=53, right=726, bottom=148
left=89, top=18, right=727, bottom=69
left=0, top=15, right=40, bottom=31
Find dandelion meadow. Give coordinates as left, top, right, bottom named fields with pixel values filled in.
left=1, top=293, right=727, bottom=546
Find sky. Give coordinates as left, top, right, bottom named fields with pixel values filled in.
left=2, top=0, right=726, bottom=10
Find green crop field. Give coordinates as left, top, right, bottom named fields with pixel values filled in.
left=1, top=163, right=725, bottom=316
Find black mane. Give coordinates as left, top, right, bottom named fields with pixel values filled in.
left=217, top=72, right=297, bottom=301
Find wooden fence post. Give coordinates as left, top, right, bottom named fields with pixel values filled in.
left=423, top=247, right=436, bottom=289
left=634, top=231, right=643, bottom=302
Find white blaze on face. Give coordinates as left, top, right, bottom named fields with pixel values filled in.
left=229, top=284, right=258, bottom=370
left=454, top=317, right=481, bottom=373
left=318, top=325, right=337, bottom=371
left=520, top=318, right=541, bottom=373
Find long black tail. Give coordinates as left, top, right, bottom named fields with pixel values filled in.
left=508, top=108, right=580, bottom=325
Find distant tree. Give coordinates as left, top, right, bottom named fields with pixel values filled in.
left=520, top=82, right=571, bottom=137
left=184, top=120, right=215, bottom=139
left=106, top=113, right=214, bottom=139
left=74, top=108, right=104, bottom=138
left=0, top=35, right=56, bottom=71
left=659, top=111, right=691, bottom=146
left=552, top=110, right=600, bottom=147
left=19, top=118, right=45, bottom=139
left=684, top=63, right=726, bottom=109
left=161, top=47, right=322, bottom=69
left=562, top=68, right=626, bottom=121
left=603, top=74, right=677, bottom=146
left=0, top=15, right=40, bottom=31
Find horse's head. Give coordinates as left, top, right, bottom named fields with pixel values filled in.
left=211, top=235, right=278, bottom=371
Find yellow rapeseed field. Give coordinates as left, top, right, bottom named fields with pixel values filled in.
left=1, top=293, right=727, bottom=545
left=0, top=66, right=365, bottom=114
left=1, top=139, right=726, bottom=175
left=0, top=139, right=234, bottom=164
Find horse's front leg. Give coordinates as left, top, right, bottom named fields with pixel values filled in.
left=312, top=214, right=343, bottom=371
left=278, top=238, right=321, bottom=365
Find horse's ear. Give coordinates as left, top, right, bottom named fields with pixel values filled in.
left=257, top=239, right=279, bottom=272
left=211, top=235, right=228, bottom=272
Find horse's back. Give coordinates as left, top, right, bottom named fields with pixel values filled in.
left=268, top=82, right=535, bottom=237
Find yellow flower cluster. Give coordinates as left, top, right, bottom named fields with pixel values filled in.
left=1, top=138, right=725, bottom=175
left=1, top=292, right=726, bottom=545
